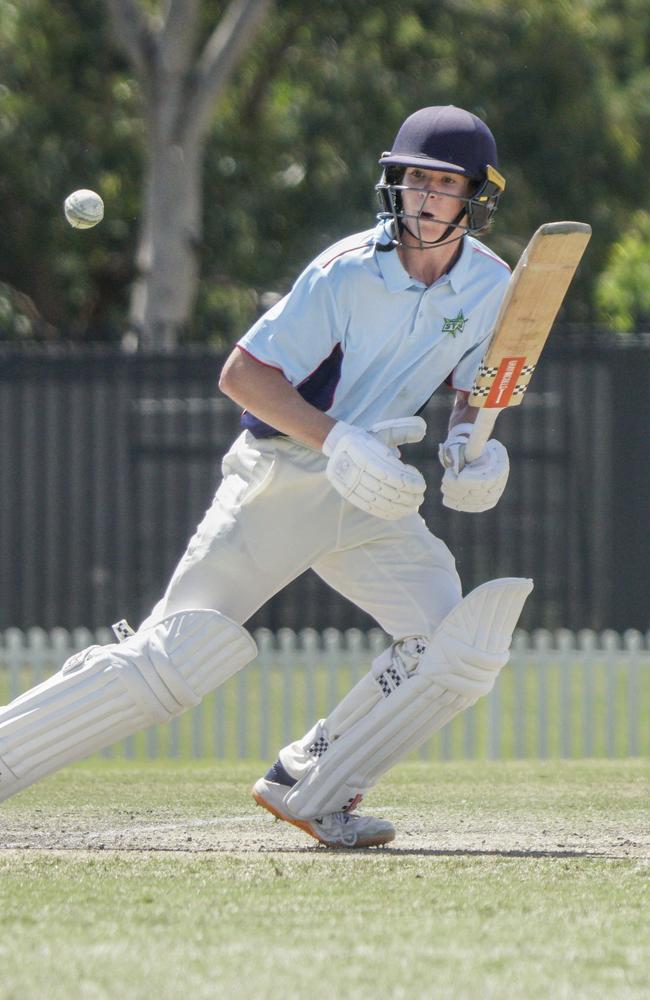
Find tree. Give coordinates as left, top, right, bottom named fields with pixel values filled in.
left=596, top=210, right=650, bottom=332
left=197, top=0, right=647, bottom=336
left=3, top=0, right=650, bottom=344
left=104, top=0, right=272, bottom=350
left=0, top=0, right=142, bottom=340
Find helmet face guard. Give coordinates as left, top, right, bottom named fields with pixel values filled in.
left=375, top=163, right=505, bottom=247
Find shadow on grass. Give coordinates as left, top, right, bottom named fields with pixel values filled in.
left=1, top=843, right=642, bottom=860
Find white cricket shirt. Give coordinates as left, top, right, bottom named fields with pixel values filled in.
left=237, top=221, right=511, bottom=437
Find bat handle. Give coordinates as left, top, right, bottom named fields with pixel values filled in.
left=463, top=408, right=499, bottom=464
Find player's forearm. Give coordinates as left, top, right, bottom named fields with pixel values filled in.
left=219, top=349, right=336, bottom=450
left=447, top=390, right=479, bottom=432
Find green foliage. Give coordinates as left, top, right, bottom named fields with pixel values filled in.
left=200, top=0, right=646, bottom=340
left=596, top=210, right=650, bottom=331
left=0, top=0, right=141, bottom=339
left=2, top=0, right=650, bottom=341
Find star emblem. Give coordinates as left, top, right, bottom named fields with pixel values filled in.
left=442, top=310, right=468, bottom=338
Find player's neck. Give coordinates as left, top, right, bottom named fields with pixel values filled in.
left=398, top=236, right=464, bottom=287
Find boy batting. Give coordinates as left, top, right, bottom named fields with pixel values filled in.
left=0, top=106, right=587, bottom=847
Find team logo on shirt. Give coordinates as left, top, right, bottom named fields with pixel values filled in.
left=442, top=310, right=468, bottom=338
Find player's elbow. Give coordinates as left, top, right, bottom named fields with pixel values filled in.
left=218, top=352, right=242, bottom=400
left=219, top=348, right=289, bottom=410
left=217, top=366, right=231, bottom=397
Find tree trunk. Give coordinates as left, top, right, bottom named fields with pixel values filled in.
left=105, top=0, right=272, bottom=351
left=128, top=139, right=203, bottom=351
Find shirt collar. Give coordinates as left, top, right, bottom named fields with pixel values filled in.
left=447, top=235, right=473, bottom=294
left=374, top=219, right=472, bottom=295
left=373, top=221, right=420, bottom=292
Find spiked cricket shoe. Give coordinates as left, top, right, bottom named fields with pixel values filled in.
left=252, top=772, right=395, bottom=848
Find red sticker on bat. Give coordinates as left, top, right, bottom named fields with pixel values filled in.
left=485, top=356, right=526, bottom=407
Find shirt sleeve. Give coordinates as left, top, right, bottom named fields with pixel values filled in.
left=237, top=262, right=341, bottom=385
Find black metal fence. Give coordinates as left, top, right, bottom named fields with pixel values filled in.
left=0, top=336, right=648, bottom=632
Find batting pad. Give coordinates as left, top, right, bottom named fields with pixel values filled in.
left=284, top=577, right=533, bottom=819
left=279, top=637, right=427, bottom=781
left=0, top=609, right=257, bottom=803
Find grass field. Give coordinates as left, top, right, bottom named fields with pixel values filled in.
left=1, top=759, right=648, bottom=1000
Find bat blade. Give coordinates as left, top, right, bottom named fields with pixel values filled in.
left=463, top=221, right=591, bottom=463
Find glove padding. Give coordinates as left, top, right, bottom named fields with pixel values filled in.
left=369, top=416, right=427, bottom=451
left=324, top=418, right=426, bottom=520
left=438, top=423, right=509, bottom=513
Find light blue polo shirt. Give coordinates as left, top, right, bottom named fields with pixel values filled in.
left=237, top=221, right=511, bottom=436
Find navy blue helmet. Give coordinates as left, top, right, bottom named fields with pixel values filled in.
left=376, top=106, right=506, bottom=243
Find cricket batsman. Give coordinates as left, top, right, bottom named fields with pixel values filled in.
left=0, top=106, right=533, bottom=846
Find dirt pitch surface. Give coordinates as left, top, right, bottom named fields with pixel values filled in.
left=1, top=759, right=648, bottom=860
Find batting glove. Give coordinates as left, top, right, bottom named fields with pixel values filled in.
left=439, top=424, right=509, bottom=513
left=323, top=420, right=425, bottom=520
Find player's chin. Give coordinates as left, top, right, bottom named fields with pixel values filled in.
left=418, top=220, right=459, bottom=244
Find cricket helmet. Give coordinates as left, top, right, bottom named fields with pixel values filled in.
left=376, top=105, right=506, bottom=239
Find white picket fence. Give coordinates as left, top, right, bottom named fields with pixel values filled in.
left=1, top=627, right=649, bottom=761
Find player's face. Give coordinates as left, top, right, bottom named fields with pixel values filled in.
left=400, top=167, right=471, bottom=242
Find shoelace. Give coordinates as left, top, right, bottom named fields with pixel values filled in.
left=316, top=811, right=359, bottom=848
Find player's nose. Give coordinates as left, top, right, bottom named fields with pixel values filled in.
left=423, top=187, right=441, bottom=203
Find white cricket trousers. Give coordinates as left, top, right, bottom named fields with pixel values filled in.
left=141, top=431, right=462, bottom=640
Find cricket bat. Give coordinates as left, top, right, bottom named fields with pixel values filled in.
left=463, top=221, right=592, bottom=464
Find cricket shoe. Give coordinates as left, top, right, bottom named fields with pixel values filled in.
left=252, top=761, right=395, bottom=848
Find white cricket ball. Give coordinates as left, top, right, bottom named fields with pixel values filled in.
left=64, top=189, right=104, bottom=229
